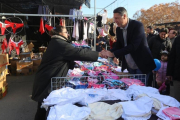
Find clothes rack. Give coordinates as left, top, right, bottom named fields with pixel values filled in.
left=0, top=0, right=98, bottom=51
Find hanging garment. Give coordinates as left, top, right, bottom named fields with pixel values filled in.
left=77, top=10, right=83, bottom=20
left=11, top=39, right=24, bottom=55
left=60, top=18, right=63, bottom=26
left=45, top=24, right=53, bottom=31
left=8, top=38, right=23, bottom=55
left=72, top=20, right=79, bottom=40
left=102, top=11, right=108, bottom=24
left=63, top=19, right=66, bottom=27
left=69, top=9, right=73, bottom=20
left=39, top=18, right=45, bottom=34
left=0, top=21, right=11, bottom=35
left=1, top=38, right=8, bottom=53
left=4, top=20, right=24, bottom=34
left=83, top=21, right=88, bottom=40
left=97, top=15, right=102, bottom=27
left=8, top=38, right=14, bottom=54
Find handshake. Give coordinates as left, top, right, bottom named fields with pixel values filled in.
left=99, top=50, right=119, bottom=65
left=99, top=50, right=114, bottom=58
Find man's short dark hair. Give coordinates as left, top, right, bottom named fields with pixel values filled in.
left=147, top=26, right=153, bottom=30
left=171, top=30, right=177, bottom=36
left=113, top=7, right=128, bottom=16
left=160, top=28, right=169, bottom=34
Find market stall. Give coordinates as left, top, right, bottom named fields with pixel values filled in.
left=43, top=58, right=180, bottom=120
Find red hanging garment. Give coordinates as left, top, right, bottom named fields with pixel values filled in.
left=11, top=40, right=24, bottom=55
left=45, top=24, right=53, bottom=31
left=8, top=38, right=24, bottom=55
left=0, top=22, right=11, bottom=35
left=60, top=18, right=63, bottom=26
left=39, top=18, right=45, bottom=34
left=4, top=20, right=24, bottom=34
left=8, top=38, right=14, bottom=54
left=1, top=38, right=8, bottom=53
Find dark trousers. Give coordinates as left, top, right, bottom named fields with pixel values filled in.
left=34, top=102, right=46, bottom=120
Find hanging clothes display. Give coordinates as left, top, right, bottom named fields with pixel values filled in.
left=39, top=17, right=45, bottom=34
left=8, top=38, right=24, bottom=55
left=83, top=21, right=88, bottom=40
left=1, top=38, right=8, bottom=54
left=0, top=21, right=11, bottom=35
left=72, top=20, right=79, bottom=40
left=102, top=10, right=108, bottom=24
left=4, top=20, right=24, bottom=34
left=78, top=20, right=83, bottom=40
left=69, top=9, right=77, bottom=20
left=45, top=24, right=53, bottom=31
left=59, top=18, right=66, bottom=26
left=97, top=15, right=102, bottom=27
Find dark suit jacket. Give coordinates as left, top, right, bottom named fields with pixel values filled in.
left=167, top=36, right=180, bottom=80
left=111, top=19, right=156, bottom=74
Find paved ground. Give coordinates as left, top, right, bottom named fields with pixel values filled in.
left=0, top=73, right=37, bottom=120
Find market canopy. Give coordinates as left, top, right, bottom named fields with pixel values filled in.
left=0, top=0, right=91, bottom=14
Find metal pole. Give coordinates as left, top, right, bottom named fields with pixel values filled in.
left=94, top=0, right=96, bottom=51
left=0, top=13, right=94, bottom=17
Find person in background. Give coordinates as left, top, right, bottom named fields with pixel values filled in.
left=102, top=7, right=156, bottom=76
left=167, top=36, right=180, bottom=101
left=146, top=26, right=158, bottom=42
left=154, top=50, right=170, bottom=95
left=168, top=29, right=177, bottom=45
left=108, top=22, right=117, bottom=49
left=148, top=28, right=172, bottom=87
left=148, top=28, right=172, bottom=60
left=32, top=25, right=105, bottom=120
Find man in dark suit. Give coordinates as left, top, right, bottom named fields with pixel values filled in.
left=103, top=7, right=156, bottom=75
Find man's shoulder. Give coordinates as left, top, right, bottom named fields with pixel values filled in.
left=129, top=19, right=143, bottom=26
left=149, top=35, right=158, bottom=42
left=174, top=35, right=180, bottom=44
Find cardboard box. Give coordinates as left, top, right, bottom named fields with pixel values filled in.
left=16, top=61, right=33, bottom=70
left=0, top=54, right=9, bottom=67
left=0, top=88, right=2, bottom=99
left=19, top=52, right=33, bottom=60
left=9, top=57, right=20, bottom=68
left=0, top=75, right=6, bottom=89
left=32, top=59, right=42, bottom=66
left=39, top=47, right=47, bottom=53
left=16, top=68, right=33, bottom=75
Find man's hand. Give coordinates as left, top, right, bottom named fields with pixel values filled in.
left=113, top=57, right=119, bottom=65
left=105, top=50, right=114, bottom=58
left=100, top=50, right=108, bottom=58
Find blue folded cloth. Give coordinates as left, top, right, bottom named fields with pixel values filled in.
left=93, top=62, right=103, bottom=67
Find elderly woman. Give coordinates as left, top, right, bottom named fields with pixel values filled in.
left=32, top=25, right=103, bottom=120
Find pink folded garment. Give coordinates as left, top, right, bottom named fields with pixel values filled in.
left=88, top=83, right=105, bottom=89
left=94, top=65, right=109, bottom=71
left=88, top=70, right=100, bottom=77
left=162, top=107, right=180, bottom=120
left=120, top=78, right=145, bottom=86
left=102, top=72, right=119, bottom=80
left=87, top=77, right=98, bottom=84
left=69, top=69, right=84, bottom=77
